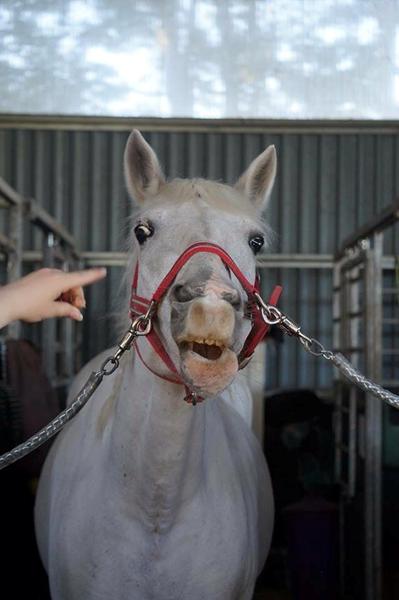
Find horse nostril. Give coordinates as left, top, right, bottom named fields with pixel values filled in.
left=231, top=298, right=242, bottom=311
left=172, top=284, right=196, bottom=303
left=222, top=290, right=242, bottom=311
left=173, top=282, right=239, bottom=306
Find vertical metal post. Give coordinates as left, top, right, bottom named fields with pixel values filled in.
left=7, top=198, right=24, bottom=338
left=364, top=232, right=383, bottom=600
left=333, top=261, right=342, bottom=483
left=73, top=257, right=85, bottom=378
left=348, top=264, right=360, bottom=499
left=42, top=232, right=57, bottom=383
left=335, top=252, right=366, bottom=598
left=62, top=250, right=75, bottom=393
left=333, top=260, right=346, bottom=597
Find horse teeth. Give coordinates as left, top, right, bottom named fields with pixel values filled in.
left=179, top=336, right=226, bottom=348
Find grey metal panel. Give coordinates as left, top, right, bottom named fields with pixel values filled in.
left=0, top=122, right=398, bottom=390
left=379, top=135, right=397, bottom=254
left=338, top=135, right=358, bottom=246
left=279, top=135, right=299, bottom=253
left=318, top=135, right=338, bottom=253
left=357, top=135, right=375, bottom=229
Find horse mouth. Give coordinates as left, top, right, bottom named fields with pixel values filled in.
left=180, top=338, right=225, bottom=361
left=177, top=336, right=238, bottom=396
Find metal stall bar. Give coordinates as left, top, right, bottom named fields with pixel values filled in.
left=26, top=199, right=82, bottom=390
left=334, top=249, right=367, bottom=597
left=334, top=255, right=361, bottom=498
left=334, top=200, right=399, bottom=600
left=21, top=199, right=83, bottom=388
left=0, top=177, right=25, bottom=339
left=20, top=250, right=398, bottom=270
left=0, top=178, right=82, bottom=390
left=364, top=233, right=383, bottom=600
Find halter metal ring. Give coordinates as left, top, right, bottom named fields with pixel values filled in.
left=254, top=292, right=282, bottom=325
left=132, top=315, right=152, bottom=336
left=260, top=305, right=282, bottom=326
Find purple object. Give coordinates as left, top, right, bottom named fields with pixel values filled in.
left=283, top=495, right=339, bottom=600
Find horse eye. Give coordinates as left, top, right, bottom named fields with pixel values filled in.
left=249, top=235, right=264, bottom=254
left=134, top=223, right=154, bottom=245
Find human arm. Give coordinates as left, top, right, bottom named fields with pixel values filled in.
left=0, top=267, right=106, bottom=329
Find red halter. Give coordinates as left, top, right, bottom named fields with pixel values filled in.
left=130, top=242, right=282, bottom=404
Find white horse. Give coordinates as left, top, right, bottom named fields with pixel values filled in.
left=35, top=130, right=277, bottom=600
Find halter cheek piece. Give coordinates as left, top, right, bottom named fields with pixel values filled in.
left=130, top=242, right=282, bottom=405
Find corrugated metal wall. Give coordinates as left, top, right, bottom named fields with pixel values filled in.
left=0, top=119, right=398, bottom=390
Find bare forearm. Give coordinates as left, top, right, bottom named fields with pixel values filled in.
left=0, top=267, right=106, bottom=328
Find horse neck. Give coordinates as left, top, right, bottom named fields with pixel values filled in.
left=107, top=350, right=207, bottom=519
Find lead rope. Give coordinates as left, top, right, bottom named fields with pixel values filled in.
left=1, top=293, right=399, bottom=471
left=0, top=309, right=154, bottom=471
left=255, top=292, right=399, bottom=410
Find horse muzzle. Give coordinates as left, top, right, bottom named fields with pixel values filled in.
left=171, top=288, right=242, bottom=396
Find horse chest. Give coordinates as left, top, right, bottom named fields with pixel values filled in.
left=52, top=484, right=259, bottom=600
left=39, top=362, right=272, bottom=600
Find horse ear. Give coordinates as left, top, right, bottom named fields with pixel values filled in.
left=235, top=145, right=277, bottom=211
left=124, top=130, right=165, bottom=204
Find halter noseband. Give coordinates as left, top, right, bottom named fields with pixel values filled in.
left=130, top=242, right=282, bottom=405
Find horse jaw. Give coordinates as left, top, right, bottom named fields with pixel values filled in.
left=181, top=348, right=238, bottom=397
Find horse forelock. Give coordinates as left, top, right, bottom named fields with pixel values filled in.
left=148, top=178, right=260, bottom=218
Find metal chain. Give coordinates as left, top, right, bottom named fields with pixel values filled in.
left=255, top=293, right=399, bottom=410
left=328, top=353, right=399, bottom=409
left=0, top=370, right=104, bottom=470
left=0, top=308, right=155, bottom=471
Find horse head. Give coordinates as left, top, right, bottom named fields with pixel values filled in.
left=124, top=130, right=277, bottom=399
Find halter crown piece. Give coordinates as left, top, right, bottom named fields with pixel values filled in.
left=130, top=242, right=282, bottom=405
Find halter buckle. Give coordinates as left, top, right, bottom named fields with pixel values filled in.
left=184, top=391, right=203, bottom=406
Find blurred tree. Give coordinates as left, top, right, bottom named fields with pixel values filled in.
left=0, top=0, right=397, bottom=118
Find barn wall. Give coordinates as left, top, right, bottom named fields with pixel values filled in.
left=0, top=117, right=398, bottom=390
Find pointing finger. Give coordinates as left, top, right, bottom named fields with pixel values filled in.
left=58, top=268, right=107, bottom=293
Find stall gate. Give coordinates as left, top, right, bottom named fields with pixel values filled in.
left=334, top=201, right=399, bottom=600
left=0, top=177, right=82, bottom=392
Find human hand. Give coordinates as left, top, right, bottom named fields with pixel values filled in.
left=0, top=267, right=107, bottom=328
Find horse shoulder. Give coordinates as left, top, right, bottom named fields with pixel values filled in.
left=35, top=348, right=125, bottom=571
